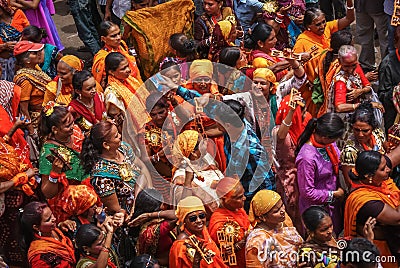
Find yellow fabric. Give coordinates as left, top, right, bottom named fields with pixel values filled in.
left=175, top=196, right=206, bottom=229
left=252, top=57, right=270, bottom=68
left=173, top=130, right=199, bottom=159
left=253, top=68, right=276, bottom=82
left=248, top=190, right=281, bottom=227
left=189, top=59, right=213, bottom=79
left=123, top=0, right=194, bottom=78
left=217, top=20, right=232, bottom=40
left=59, top=55, right=83, bottom=71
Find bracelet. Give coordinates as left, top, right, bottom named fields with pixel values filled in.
left=327, top=191, right=334, bottom=203
left=346, top=5, right=354, bottom=9
left=157, top=211, right=161, bottom=220
left=352, top=103, right=355, bottom=110
left=100, top=247, right=109, bottom=253
left=48, top=176, right=58, bottom=184
left=2, top=134, right=10, bottom=142
left=275, top=17, right=283, bottom=24
left=282, top=120, right=292, bottom=127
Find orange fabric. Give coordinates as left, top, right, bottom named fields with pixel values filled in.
left=28, top=228, right=76, bottom=266
left=275, top=95, right=312, bottom=145
left=293, top=20, right=338, bottom=116
left=60, top=184, right=98, bottom=217
left=0, top=9, right=29, bottom=45
left=92, top=40, right=142, bottom=85
left=310, top=134, right=340, bottom=175
left=317, top=56, right=341, bottom=117
left=360, top=133, right=377, bottom=151
left=169, top=228, right=228, bottom=268
left=344, top=179, right=400, bottom=268
left=208, top=208, right=250, bottom=268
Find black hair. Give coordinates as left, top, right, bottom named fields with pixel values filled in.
left=129, top=254, right=159, bottom=268
left=215, top=99, right=245, bottom=128
left=20, top=202, right=48, bottom=250
left=296, top=113, right=344, bottom=155
left=75, top=224, right=101, bottom=255
left=349, top=150, right=383, bottom=182
left=323, top=30, right=352, bottom=76
left=219, top=47, right=241, bottom=68
left=145, top=91, right=169, bottom=113
left=341, top=238, right=380, bottom=267
left=169, top=33, right=197, bottom=60
left=244, top=23, right=273, bottom=49
left=99, top=21, right=117, bottom=38
left=15, top=51, right=32, bottom=67
left=104, top=52, right=126, bottom=86
left=350, top=102, right=378, bottom=129
left=302, top=206, right=330, bottom=232
left=21, top=25, right=48, bottom=43
left=160, top=61, right=181, bottom=73
left=303, top=8, right=324, bottom=28
left=72, top=70, right=93, bottom=97
left=132, top=189, right=163, bottom=219
left=81, top=121, right=115, bottom=174
left=39, top=105, right=70, bottom=138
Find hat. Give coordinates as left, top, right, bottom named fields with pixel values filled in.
left=175, top=196, right=205, bottom=230
left=14, top=41, right=44, bottom=56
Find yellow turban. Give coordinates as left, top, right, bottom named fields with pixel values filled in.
left=173, top=129, right=199, bottom=159
left=189, top=59, right=213, bottom=79
left=176, top=196, right=206, bottom=230
left=217, top=20, right=233, bottom=41
left=59, top=55, right=83, bottom=71
left=248, top=190, right=281, bottom=227
left=252, top=57, right=269, bottom=68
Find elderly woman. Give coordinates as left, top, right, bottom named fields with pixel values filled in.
left=171, top=130, right=224, bottom=214
left=208, top=177, right=249, bottom=268
left=344, top=151, right=399, bottom=267
left=246, top=190, right=303, bottom=267
left=293, top=2, right=355, bottom=116
left=169, top=196, right=226, bottom=267
left=43, top=55, right=84, bottom=106
left=185, top=59, right=220, bottom=95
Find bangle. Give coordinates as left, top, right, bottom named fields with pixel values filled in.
left=282, top=120, right=292, bottom=127
left=275, top=17, right=283, bottom=24
left=157, top=211, right=161, bottom=220
left=2, top=134, right=10, bottom=142
left=346, top=5, right=354, bottom=9
left=100, top=247, right=109, bottom=253
left=48, top=176, right=58, bottom=184
left=352, top=103, right=355, bottom=110
left=327, top=191, right=334, bottom=203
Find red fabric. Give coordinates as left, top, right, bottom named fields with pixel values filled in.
left=360, top=134, right=376, bottom=151
left=275, top=95, right=312, bottom=145
left=84, top=254, right=117, bottom=268
left=334, top=65, right=370, bottom=106
left=310, top=134, right=340, bottom=176
left=69, top=93, right=105, bottom=125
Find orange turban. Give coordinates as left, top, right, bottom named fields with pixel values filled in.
left=173, top=130, right=199, bottom=158
left=189, top=59, right=213, bottom=79
left=59, top=55, right=84, bottom=71
left=248, top=190, right=281, bottom=227
left=216, top=177, right=240, bottom=198
left=60, top=185, right=98, bottom=216
left=176, top=196, right=206, bottom=230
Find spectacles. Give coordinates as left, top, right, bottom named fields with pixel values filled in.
left=353, top=127, right=372, bottom=133
left=188, top=212, right=206, bottom=222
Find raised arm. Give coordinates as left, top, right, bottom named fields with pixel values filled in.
left=337, top=0, right=355, bottom=30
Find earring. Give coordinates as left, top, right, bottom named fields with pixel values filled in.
left=368, top=177, right=373, bottom=184
left=307, top=28, right=311, bottom=31
left=105, top=146, right=110, bottom=151
left=38, top=231, right=41, bottom=236
left=54, top=130, right=58, bottom=135
left=85, top=251, right=90, bottom=255
left=27, top=61, right=31, bottom=64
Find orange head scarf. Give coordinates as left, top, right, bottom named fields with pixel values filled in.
left=275, top=95, right=312, bottom=145
left=60, top=185, right=98, bottom=216
left=253, top=68, right=279, bottom=94
left=216, top=176, right=240, bottom=198
left=59, top=55, right=84, bottom=71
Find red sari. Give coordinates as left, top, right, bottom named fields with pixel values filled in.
left=69, top=93, right=106, bottom=131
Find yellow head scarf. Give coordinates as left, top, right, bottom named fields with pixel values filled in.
left=252, top=57, right=269, bottom=68
left=59, top=55, right=83, bottom=71
left=217, top=20, right=233, bottom=41
left=173, top=129, right=199, bottom=159
left=253, top=68, right=278, bottom=94
left=248, top=190, right=281, bottom=227
left=189, top=59, right=213, bottom=79
left=176, top=196, right=206, bottom=230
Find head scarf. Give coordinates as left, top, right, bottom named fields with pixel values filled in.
left=248, top=190, right=281, bottom=227
left=217, top=20, right=233, bottom=41
left=176, top=196, right=206, bottom=230
left=189, top=59, right=213, bottom=79
left=252, top=57, right=269, bottom=68
left=173, top=129, right=199, bottom=158
left=0, top=0, right=14, bottom=15
left=60, top=185, right=98, bottom=216
left=216, top=176, right=240, bottom=198
left=275, top=95, right=312, bottom=145
left=253, top=68, right=278, bottom=94
left=59, top=55, right=83, bottom=72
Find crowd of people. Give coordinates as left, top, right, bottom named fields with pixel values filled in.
left=1, top=0, right=400, bottom=267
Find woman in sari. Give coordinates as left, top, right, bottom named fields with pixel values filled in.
left=43, top=55, right=84, bottom=106
left=0, top=0, right=29, bottom=81
left=194, top=0, right=233, bottom=58
left=92, top=21, right=141, bottom=88
left=14, top=40, right=51, bottom=132
left=69, top=70, right=107, bottom=132
left=208, top=19, right=237, bottom=62
left=208, top=177, right=249, bottom=268
left=298, top=206, right=341, bottom=267
left=344, top=150, right=400, bottom=267
left=21, top=201, right=76, bottom=268
left=293, top=3, right=354, bottom=116
left=273, top=93, right=312, bottom=235
left=295, top=113, right=345, bottom=235
left=171, top=130, right=224, bottom=214
left=103, top=52, right=149, bottom=134
left=245, top=190, right=303, bottom=267
left=169, top=196, right=227, bottom=268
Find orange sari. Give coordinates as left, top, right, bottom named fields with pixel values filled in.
left=169, top=228, right=228, bottom=268
left=344, top=179, right=400, bottom=268
left=208, top=208, right=250, bottom=268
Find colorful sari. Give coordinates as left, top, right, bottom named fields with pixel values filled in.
left=28, top=228, right=76, bottom=268
left=76, top=250, right=119, bottom=268
left=69, top=93, right=106, bottom=132
left=298, top=239, right=341, bottom=268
